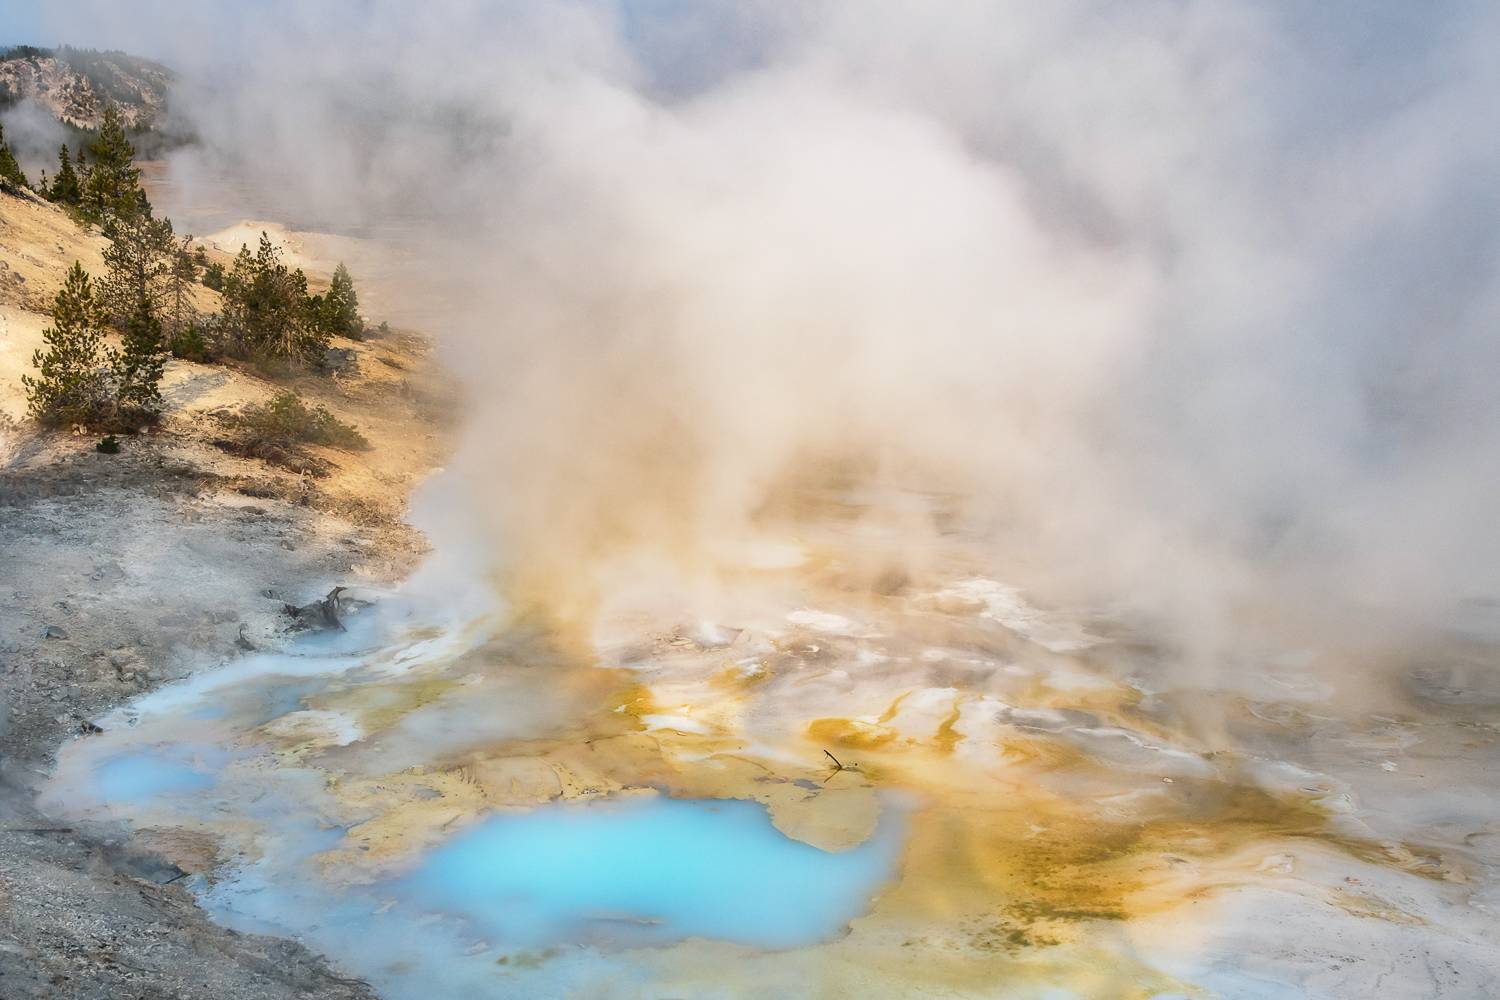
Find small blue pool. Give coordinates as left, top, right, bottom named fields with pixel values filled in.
left=401, top=795, right=904, bottom=950
left=95, top=751, right=218, bottom=802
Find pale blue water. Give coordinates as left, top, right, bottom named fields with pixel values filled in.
left=401, top=795, right=905, bottom=950
left=95, top=752, right=217, bottom=802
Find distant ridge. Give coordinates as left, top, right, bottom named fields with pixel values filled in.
left=0, top=45, right=172, bottom=130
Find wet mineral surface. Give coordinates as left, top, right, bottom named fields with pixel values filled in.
left=43, top=525, right=1500, bottom=998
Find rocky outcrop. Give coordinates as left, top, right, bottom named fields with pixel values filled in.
left=0, top=47, right=170, bottom=130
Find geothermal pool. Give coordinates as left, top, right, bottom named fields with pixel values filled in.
left=94, top=751, right=221, bottom=803
left=400, top=796, right=903, bottom=950
left=41, top=536, right=1500, bottom=998
left=88, top=743, right=906, bottom=951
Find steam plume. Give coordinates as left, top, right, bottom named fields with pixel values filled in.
left=24, top=1, right=1500, bottom=649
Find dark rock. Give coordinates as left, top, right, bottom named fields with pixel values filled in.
left=323, top=346, right=359, bottom=373
left=283, top=585, right=372, bottom=632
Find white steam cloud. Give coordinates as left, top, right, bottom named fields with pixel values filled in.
left=0, top=97, right=70, bottom=178
left=26, top=1, right=1500, bottom=648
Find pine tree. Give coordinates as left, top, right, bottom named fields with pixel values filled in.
left=100, top=206, right=176, bottom=326
left=225, top=242, right=254, bottom=295
left=169, top=321, right=208, bottom=362
left=22, top=263, right=114, bottom=427
left=221, top=233, right=328, bottom=364
left=80, top=102, right=145, bottom=223
left=114, top=295, right=168, bottom=419
left=318, top=262, right=363, bottom=339
left=164, top=235, right=200, bottom=344
left=0, top=122, right=30, bottom=193
left=51, top=144, right=81, bottom=205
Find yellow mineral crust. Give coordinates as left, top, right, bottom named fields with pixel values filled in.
left=184, top=582, right=1464, bottom=1000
